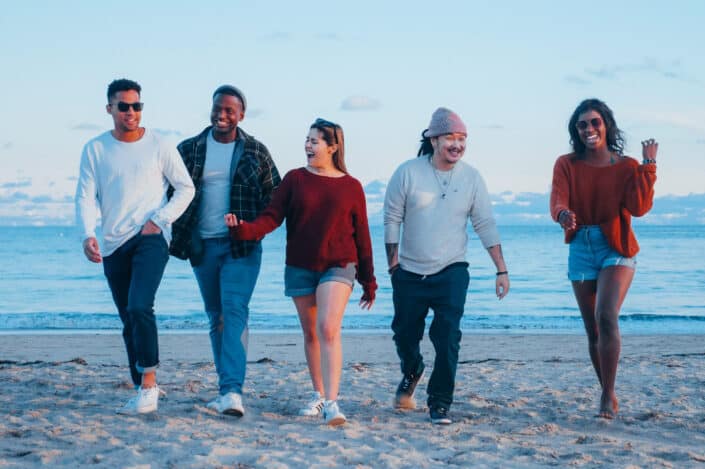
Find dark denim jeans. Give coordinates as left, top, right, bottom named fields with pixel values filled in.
left=103, top=233, right=169, bottom=386
left=391, top=262, right=469, bottom=409
left=193, top=238, right=262, bottom=395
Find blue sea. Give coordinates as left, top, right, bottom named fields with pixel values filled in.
left=0, top=225, right=703, bottom=334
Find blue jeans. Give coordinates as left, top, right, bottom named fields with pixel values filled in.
left=103, top=233, right=169, bottom=386
left=391, top=262, right=469, bottom=409
left=193, top=238, right=262, bottom=395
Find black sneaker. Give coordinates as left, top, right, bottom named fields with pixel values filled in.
left=430, top=406, right=452, bottom=425
left=394, top=364, right=424, bottom=409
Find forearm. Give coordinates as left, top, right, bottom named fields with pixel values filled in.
left=385, top=243, right=399, bottom=272
left=487, top=244, right=507, bottom=272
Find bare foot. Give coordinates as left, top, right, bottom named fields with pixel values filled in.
left=598, top=391, right=619, bottom=419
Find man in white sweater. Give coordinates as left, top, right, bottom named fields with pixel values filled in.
left=383, top=107, right=510, bottom=425
left=75, top=78, right=195, bottom=414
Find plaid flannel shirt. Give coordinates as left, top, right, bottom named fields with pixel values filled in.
left=169, top=126, right=280, bottom=260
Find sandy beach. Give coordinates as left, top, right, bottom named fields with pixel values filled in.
left=1, top=332, right=704, bottom=468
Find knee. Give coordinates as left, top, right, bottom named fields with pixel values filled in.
left=208, top=312, right=224, bottom=333
left=301, top=326, right=318, bottom=345
left=597, top=311, right=620, bottom=337
left=127, top=304, right=154, bottom=320
left=317, top=322, right=340, bottom=344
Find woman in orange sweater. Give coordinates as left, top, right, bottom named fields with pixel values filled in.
left=550, top=98, right=657, bottom=418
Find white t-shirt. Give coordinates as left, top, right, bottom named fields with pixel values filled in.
left=197, top=130, right=237, bottom=238
left=75, top=129, right=195, bottom=256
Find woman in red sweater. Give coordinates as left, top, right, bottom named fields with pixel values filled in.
left=225, top=118, right=377, bottom=425
left=550, top=99, right=657, bottom=419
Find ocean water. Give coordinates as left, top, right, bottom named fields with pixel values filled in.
left=0, top=225, right=703, bottom=334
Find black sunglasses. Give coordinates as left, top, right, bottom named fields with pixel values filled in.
left=576, top=117, right=602, bottom=130
left=113, top=101, right=144, bottom=112
left=313, top=118, right=339, bottom=143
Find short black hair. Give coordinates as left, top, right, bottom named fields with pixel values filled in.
left=107, top=79, right=141, bottom=102
left=212, top=84, right=247, bottom=111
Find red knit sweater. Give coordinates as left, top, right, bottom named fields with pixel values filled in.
left=550, top=154, right=657, bottom=257
left=229, top=168, right=377, bottom=298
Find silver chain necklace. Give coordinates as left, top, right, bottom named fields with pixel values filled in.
left=429, top=156, right=455, bottom=199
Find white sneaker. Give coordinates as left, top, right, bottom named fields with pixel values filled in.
left=206, top=395, right=222, bottom=411
left=117, top=386, right=159, bottom=415
left=298, top=392, right=325, bottom=416
left=322, top=400, right=346, bottom=426
left=218, top=392, right=244, bottom=417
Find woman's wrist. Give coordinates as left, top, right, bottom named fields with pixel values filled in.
left=388, top=264, right=400, bottom=275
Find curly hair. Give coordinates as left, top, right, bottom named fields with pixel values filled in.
left=568, top=98, right=625, bottom=157
left=107, top=78, right=141, bottom=102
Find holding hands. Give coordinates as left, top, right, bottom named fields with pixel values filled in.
left=641, top=138, right=658, bottom=163
left=224, top=213, right=243, bottom=227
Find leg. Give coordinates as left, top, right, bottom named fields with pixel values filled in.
left=315, top=281, right=352, bottom=401
left=571, top=280, right=601, bottom=385
left=427, top=265, right=468, bottom=410
left=103, top=239, right=141, bottom=387
left=218, top=244, right=262, bottom=395
left=595, top=265, right=634, bottom=418
left=391, top=270, right=430, bottom=377
left=127, top=234, right=169, bottom=387
left=193, top=240, right=225, bottom=382
left=293, top=294, right=324, bottom=395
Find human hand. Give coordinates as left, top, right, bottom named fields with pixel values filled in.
left=82, top=237, right=102, bottom=263
left=359, top=291, right=375, bottom=310
left=224, top=213, right=242, bottom=227
left=558, top=209, right=577, bottom=231
left=140, top=220, right=162, bottom=235
left=641, top=138, right=658, bottom=162
left=496, top=274, right=510, bottom=300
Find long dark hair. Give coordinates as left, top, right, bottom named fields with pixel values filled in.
left=310, top=118, right=348, bottom=174
left=417, top=129, right=433, bottom=157
left=569, top=98, right=625, bottom=157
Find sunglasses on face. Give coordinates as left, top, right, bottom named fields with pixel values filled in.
left=576, top=117, right=602, bottom=130
left=313, top=118, right=339, bottom=143
left=113, top=101, right=144, bottom=112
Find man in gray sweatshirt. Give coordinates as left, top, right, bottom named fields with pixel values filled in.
left=383, top=107, right=510, bottom=425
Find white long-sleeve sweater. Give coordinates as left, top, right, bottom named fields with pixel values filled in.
left=383, top=156, right=500, bottom=275
left=75, top=129, right=195, bottom=256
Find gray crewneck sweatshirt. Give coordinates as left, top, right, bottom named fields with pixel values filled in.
left=383, top=156, right=500, bottom=275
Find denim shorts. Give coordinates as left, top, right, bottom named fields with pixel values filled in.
left=568, top=226, right=636, bottom=281
left=284, top=263, right=356, bottom=297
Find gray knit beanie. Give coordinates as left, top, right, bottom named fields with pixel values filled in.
left=212, top=84, right=247, bottom=111
left=423, top=107, right=467, bottom=138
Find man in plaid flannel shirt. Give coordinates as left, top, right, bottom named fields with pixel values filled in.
left=169, top=85, right=280, bottom=416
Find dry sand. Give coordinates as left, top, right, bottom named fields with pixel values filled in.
left=1, top=333, right=704, bottom=468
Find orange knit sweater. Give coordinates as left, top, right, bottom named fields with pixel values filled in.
left=550, top=153, right=657, bottom=257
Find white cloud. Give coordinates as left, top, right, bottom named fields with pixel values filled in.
left=341, top=96, right=381, bottom=111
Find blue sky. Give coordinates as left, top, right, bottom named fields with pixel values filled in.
left=1, top=0, right=704, bottom=222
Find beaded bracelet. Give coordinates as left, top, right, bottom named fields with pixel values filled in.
left=642, top=159, right=657, bottom=164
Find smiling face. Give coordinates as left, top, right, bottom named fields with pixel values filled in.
left=431, top=132, right=467, bottom=168
left=106, top=90, right=141, bottom=134
left=575, top=110, right=607, bottom=152
left=305, top=128, right=337, bottom=168
left=210, top=93, right=244, bottom=142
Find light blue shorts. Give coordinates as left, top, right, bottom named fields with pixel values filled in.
left=284, top=263, right=356, bottom=297
left=568, top=226, right=636, bottom=281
